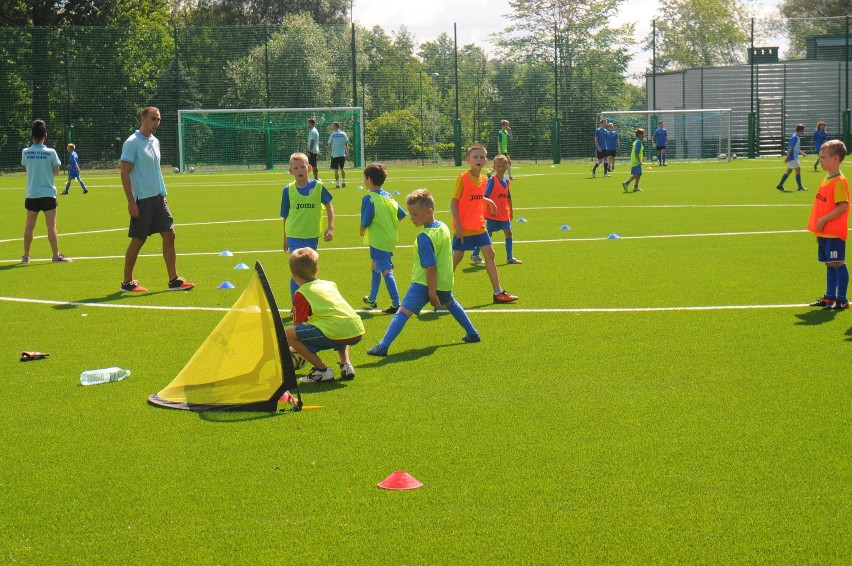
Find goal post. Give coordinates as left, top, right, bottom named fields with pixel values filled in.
left=177, top=107, right=364, bottom=172
left=599, top=108, right=732, bottom=163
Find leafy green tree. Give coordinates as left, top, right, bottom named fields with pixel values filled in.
left=648, top=0, right=751, bottom=70
left=173, top=0, right=348, bottom=26
left=777, top=0, right=850, bottom=57
left=223, top=13, right=333, bottom=108
left=364, top=109, right=421, bottom=160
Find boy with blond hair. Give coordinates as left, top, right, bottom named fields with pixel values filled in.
left=367, top=189, right=479, bottom=357
left=360, top=162, right=407, bottom=314
left=806, top=140, right=849, bottom=310
left=470, top=154, right=521, bottom=265
left=451, top=144, right=518, bottom=304
left=281, top=152, right=335, bottom=299
left=286, top=247, right=364, bottom=382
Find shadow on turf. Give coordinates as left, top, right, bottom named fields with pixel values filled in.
left=358, top=342, right=466, bottom=369
left=51, top=290, right=173, bottom=310
left=793, top=309, right=843, bottom=326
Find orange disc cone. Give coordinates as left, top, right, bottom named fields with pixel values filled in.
left=378, top=471, right=423, bottom=490
left=279, top=391, right=296, bottom=403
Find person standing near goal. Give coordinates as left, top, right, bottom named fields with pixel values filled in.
left=653, top=121, right=668, bottom=166
left=327, top=121, right=350, bottom=188
left=777, top=124, right=808, bottom=192
left=605, top=122, right=619, bottom=173
left=307, top=118, right=320, bottom=181
left=592, top=118, right=609, bottom=177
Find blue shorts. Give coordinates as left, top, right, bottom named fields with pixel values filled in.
left=401, top=283, right=455, bottom=315
left=486, top=219, right=511, bottom=233
left=293, top=324, right=362, bottom=353
left=631, top=165, right=642, bottom=176
left=817, top=237, right=846, bottom=263
left=369, top=247, right=395, bottom=271
left=67, top=172, right=81, bottom=180
left=452, top=231, right=491, bottom=252
left=287, top=237, right=319, bottom=253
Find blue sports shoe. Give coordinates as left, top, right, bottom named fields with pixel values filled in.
left=367, top=345, right=388, bottom=357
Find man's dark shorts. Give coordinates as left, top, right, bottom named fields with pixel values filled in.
left=308, top=152, right=318, bottom=167
left=25, top=197, right=58, bottom=212
left=129, top=194, right=174, bottom=240
left=330, top=156, right=346, bottom=170
left=606, top=149, right=617, bottom=158
left=596, top=150, right=606, bottom=160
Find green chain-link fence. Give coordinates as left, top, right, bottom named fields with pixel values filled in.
left=1, top=16, right=849, bottom=171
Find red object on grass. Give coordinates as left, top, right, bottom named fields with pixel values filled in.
left=20, top=351, right=49, bottom=361
left=378, top=471, right=423, bottom=490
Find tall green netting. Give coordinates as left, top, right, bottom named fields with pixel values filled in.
left=177, top=107, right=363, bottom=172
left=600, top=109, right=732, bottom=163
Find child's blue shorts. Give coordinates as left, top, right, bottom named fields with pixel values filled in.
left=294, top=323, right=363, bottom=353
left=631, top=165, right=642, bottom=176
left=486, top=219, right=512, bottom=233
left=452, top=231, right=491, bottom=252
left=400, top=283, right=454, bottom=315
left=817, top=237, right=846, bottom=263
left=287, top=237, right=319, bottom=253
left=370, top=246, right=395, bottom=271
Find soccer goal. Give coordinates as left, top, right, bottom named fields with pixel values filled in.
left=177, top=107, right=364, bottom=172
left=599, top=108, right=732, bottom=163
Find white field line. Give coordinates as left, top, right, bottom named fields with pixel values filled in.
left=0, top=201, right=812, bottom=245
left=0, top=295, right=809, bottom=313
left=0, top=228, right=810, bottom=263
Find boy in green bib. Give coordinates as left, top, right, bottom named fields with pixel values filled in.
left=367, top=189, right=479, bottom=357
left=286, top=247, right=365, bottom=383
left=359, top=163, right=407, bottom=314
left=281, top=152, right=335, bottom=299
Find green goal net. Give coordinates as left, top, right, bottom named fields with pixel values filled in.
left=599, top=109, right=732, bottom=163
left=177, top=107, right=364, bottom=172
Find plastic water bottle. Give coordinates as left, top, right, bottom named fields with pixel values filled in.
left=80, top=367, right=131, bottom=386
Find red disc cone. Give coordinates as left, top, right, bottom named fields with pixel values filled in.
left=279, top=391, right=295, bottom=403
left=378, top=471, right=423, bottom=490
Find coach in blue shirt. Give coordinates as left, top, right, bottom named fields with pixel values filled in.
left=119, top=106, right=193, bottom=293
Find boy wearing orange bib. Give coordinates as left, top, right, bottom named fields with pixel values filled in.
left=806, top=140, right=850, bottom=310
left=471, top=154, right=521, bottom=265
left=450, top=144, right=518, bottom=304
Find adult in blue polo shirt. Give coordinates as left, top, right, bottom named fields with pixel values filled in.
left=592, top=118, right=609, bottom=177
left=653, top=121, right=668, bottom=166
left=327, top=121, right=350, bottom=188
left=119, top=106, right=193, bottom=293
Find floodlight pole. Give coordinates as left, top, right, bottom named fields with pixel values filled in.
left=432, top=72, right=439, bottom=162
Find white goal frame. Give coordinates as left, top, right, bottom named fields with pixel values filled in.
left=599, top=108, right=732, bottom=162
left=177, top=106, right=365, bottom=172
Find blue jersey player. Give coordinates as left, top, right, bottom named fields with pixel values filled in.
left=653, top=121, right=668, bottom=166
left=605, top=123, right=619, bottom=172
left=592, top=118, right=609, bottom=177
left=777, top=124, right=807, bottom=192
left=61, top=143, right=88, bottom=195
left=812, top=121, right=828, bottom=172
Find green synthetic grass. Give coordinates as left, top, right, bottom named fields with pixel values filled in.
left=1, top=159, right=850, bottom=563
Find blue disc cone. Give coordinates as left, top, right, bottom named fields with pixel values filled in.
left=234, top=263, right=250, bottom=270
left=608, top=233, right=620, bottom=239
left=219, top=250, right=234, bottom=257
left=560, top=225, right=571, bottom=231
left=393, top=191, right=400, bottom=195
left=218, top=281, right=236, bottom=289
left=518, top=217, right=528, bottom=223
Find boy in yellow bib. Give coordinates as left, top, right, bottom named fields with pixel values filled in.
left=367, top=189, right=479, bottom=357
left=286, top=247, right=365, bottom=382
left=360, top=163, right=407, bottom=314
left=281, top=152, right=335, bottom=299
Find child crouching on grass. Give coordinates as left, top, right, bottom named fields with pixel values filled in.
left=285, top=247, right=365, bottom=382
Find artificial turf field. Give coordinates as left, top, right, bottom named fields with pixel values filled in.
left=0, top=159, right=849, bottom=563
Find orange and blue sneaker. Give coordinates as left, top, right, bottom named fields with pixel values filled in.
left=493, top=290, right=518, bottom=304
left=808, top=296, right=833, bottom=307
left=120, top=280, right=148, bottom=293
left=168, top=276, right=195, bottom=291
